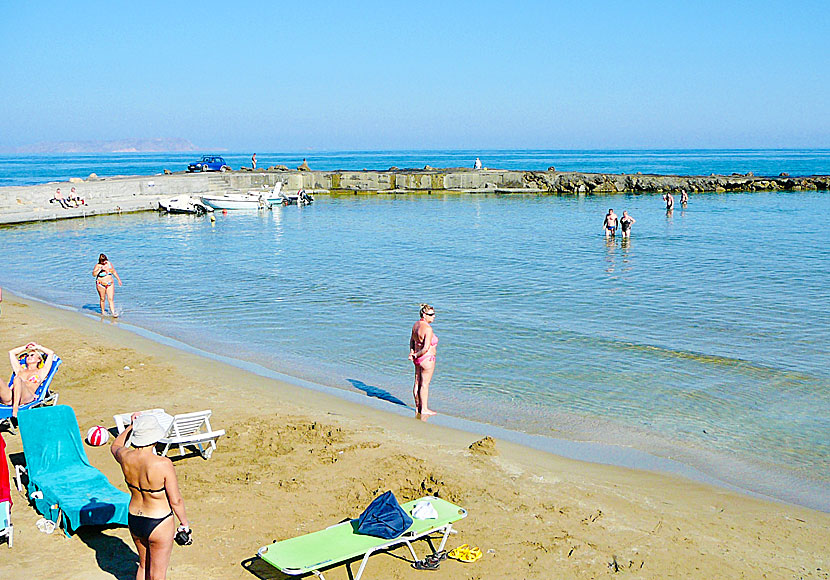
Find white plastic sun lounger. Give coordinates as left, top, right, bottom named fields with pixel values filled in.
left=114, top=409, right=225, bottom=459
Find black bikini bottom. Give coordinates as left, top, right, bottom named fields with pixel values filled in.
left=128, top=511, right=173, bottom=539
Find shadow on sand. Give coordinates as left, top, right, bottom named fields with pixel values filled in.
left=77, top=528, right=138, bottom=580
left=346, top=379, right=409, bottom=408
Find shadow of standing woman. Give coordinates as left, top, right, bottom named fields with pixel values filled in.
left=77, top=528, right=139, bottom=580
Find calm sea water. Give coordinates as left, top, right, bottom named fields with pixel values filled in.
left=0, top=149, right=828, bottom=187
left=1, top=151, right=829, bottom=510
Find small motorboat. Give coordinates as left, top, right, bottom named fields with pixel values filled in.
left=159, top=196, right=213, bottom=215
left=200, top=193, right=272, bottom=210
left=279, top=189, right=314, bottom=206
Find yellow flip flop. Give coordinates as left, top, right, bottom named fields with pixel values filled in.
left=448, top=544, right=468, bottom=560
left=448, top=544, right=482, bottom=563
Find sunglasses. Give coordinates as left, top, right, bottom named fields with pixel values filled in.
left=425, top=312, right=436, bottom=316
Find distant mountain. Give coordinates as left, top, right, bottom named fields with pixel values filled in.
left=13, top=138, right=200, bottom=154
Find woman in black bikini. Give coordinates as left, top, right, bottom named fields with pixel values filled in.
left=111, top=414, right=190, bottom=580
left=93, top=253, right=122, bottom=317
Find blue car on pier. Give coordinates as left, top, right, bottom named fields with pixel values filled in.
left=187, top=155, right=230, bottom=172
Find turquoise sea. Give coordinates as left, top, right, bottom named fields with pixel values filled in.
left=1, top=151, right=828, bottom=511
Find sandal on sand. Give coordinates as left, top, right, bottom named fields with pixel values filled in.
left=424, top=550, right=448, bottom=565
left=448, top=544, right=482, bottom=563
left=412, top=558, right=440, bottom=571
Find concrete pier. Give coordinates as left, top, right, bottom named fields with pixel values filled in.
left=1, top=169, right=828, bottom=225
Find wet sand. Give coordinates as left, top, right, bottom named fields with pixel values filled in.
left=1, top=294, right=828, bottom=579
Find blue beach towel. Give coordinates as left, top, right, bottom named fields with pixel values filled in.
left=18, top=405, right=129, bottom=535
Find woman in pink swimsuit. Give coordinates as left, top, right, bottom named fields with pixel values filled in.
left=2, top=342, right=56, bottom=424
left=409, top=304, right=438, bottom=419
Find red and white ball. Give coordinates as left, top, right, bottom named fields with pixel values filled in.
left=86, top=425, right=110, bottom=446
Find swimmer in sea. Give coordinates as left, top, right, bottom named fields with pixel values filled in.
left=620, top=210, right=635, bottom=239
left=93, top=253, right=122, bottom=317
left=2, top=342, right=56, bottom=424
left=663, top=192, right=675, bottom=211
left=680, top=190, right=688, bottom=206
left=409, top=304, right=438, bottom=420
left=604, top=209, right=619, bottom=238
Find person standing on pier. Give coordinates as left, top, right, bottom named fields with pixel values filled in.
left=251, top=153, right=257, bottom=170
left=474, top=157, right=482, bottom=170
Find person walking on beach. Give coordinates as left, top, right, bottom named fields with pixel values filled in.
left=3, top=343, right=57, bottom=425
left=409, top=304, right=439, bottom=420
left=663, top=192, right=675, bottom=211
left=251, top=153, right=257, bottom=170
left=603, top=209, right=618, bottom=238
left=112, top=413, right=191, bottom=580
left=93, top=253, right=122, bottom=317
left=620, top=211, right=635, bottom=239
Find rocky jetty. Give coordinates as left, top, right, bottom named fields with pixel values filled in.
left=520, top=171, right=830, bottom=194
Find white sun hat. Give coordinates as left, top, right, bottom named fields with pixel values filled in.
left=127, top=414, right=166, bottom=447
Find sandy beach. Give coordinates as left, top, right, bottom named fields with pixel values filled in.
left=1, top=293, right=828, bottom=580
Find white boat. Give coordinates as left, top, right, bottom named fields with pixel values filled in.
left=200, top=193, right=272, bottom=210
left=159, top=196, right=213, bottom=214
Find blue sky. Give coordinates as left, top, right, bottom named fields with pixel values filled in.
left=1, top=0, right=828, bottom=150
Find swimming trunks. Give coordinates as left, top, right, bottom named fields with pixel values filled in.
left=606, top=226, right=616, bottom=234
left=128, top=511, right=173, bottom=539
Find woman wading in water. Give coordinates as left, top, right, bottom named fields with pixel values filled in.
left=409, top=304, right=438, bottom=420
left=93, top=253, right=122, bottom=316
left=112, top=413, right=190, bottom=580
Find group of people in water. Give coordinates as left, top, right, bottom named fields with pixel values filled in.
left=603, top=190, right=689, bottom=239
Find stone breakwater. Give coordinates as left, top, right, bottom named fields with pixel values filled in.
left=1, top=169, right=828, bottom=224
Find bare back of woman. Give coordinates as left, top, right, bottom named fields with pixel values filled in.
left=112, top=414, right=189, bottom=580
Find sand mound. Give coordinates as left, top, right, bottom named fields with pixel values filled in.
left=469, top=435, right=499, bottom=456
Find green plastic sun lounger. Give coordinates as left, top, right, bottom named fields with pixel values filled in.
left=257, top=496, right=466, bottom=580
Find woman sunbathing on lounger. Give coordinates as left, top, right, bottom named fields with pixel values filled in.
left=112, top=413, right=190, bottom=580
left=2, top=343, right=56, bottom=424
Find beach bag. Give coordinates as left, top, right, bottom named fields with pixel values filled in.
left=357, top=491, right=413, bottom=539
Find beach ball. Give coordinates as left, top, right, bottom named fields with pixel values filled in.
left=86, top=425, right=110, bottom=446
